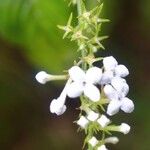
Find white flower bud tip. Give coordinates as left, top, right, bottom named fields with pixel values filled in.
left=88, top=137, right=98, bottom=147
left=103, top=56, right=118, bottom=71
left=77, top=116, right=89, bottom=128
left=119, top=123, right=131, bottom=134
left=97, top=115, right=110, bottom=128
left=87, top=111, right=99, bottom=121
left=97, top=145, right=108, bottom=150
left=35, top=71, right=50, bottom=84
left=50, top=99, right=66, bottom=116
left=105, top=137, right=119, bottom=144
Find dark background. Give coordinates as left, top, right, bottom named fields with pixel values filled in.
left=0, top=0, right=150, bottom=150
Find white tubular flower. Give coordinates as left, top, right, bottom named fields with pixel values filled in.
left=97, top=145, right=108, bottom=150
left=50, top=99, right=67, bottom=115
left=88, top=137, right=98, bottom=147
left=119, top=123, right=131, bottom=134
left=103, top=56, right=118, bottom=71
left=87, top=110, right=99, bottom=121
left=100, top=70, right=114, bottom=85
left=67, top=66, right=102, bottom=102
left=121, top=97, right=134, bottom=113
left=97, top=115, right=110, bottom=128
left=104, top=84, right=118, bottom=100
left=50, top=79, right=71, bottom=115
left=35, top=71, right=50, bottom=84
left=107, top=100, right=121, bottom=116
left=105, top=137, right=119, bottom=144
left=77, top=116, right=89, bottom=128
left=115, top=64, right=129, bottom=77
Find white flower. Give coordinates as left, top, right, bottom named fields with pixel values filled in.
left=103, top=56, right=129, bottom=77
left=101, top=56, right=129, bottom=85
left=104, top=137, right=119, bottom=144
left=97, top=145, right=108, bottom=150
left=121, top=97, right=134, bottom=113
left=67, top=66, right=102, bottom=102
left=50, top=99, right=67, bottom=115
left=88, top=137, right=98, bottom=147
left=77, top=116, right=89, bottom=128
left=50, top=79, right=71, bottom=115
left=119, top=123, right=131, bottom=134
left=97, top=115, right=110, bottom=128
left=87, top=110, right=99, bottom=121
left=35, top=71, right=50, bottom=84
left=104, top=77, right=134, bottom=115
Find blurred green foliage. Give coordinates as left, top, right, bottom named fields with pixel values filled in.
left=0, top=0, right=77, bottom=73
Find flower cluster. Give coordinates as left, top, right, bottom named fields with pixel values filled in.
left=36, top=56, right=134, bottom=149
left=35, top=0, right=135, bottom=150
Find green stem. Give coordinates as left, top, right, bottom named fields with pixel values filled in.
left=48, top=75, right=68, bottom=81
left=77, top=0, right=87, bottom=70
left=77, top=0, right=82, bottom=16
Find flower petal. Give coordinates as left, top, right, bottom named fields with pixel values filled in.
left=100, top=70, right=114, bottom=85
left=85, top=67, right=102, bottom=84
left=104, top=84, right=119, bottom=100
left=84, top=84, right=100, bottom=102
left=111, top=77, right=129, bottom=98
left=68, top=66, right=85, bottom=82
left=121, top=97, right=134, bottom=113
left=107, top=100, right=121, bottom=116
left=120, top=83, right=129, bottom=98
left=103, top=56, right=118, bottom=71
left=67, top=82, right=84, bottom=98
left=50, top=99, right=66, bottom=115
left=115, top=64, right=129, bottom=77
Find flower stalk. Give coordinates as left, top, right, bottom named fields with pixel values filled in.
left=35, top=0, right=135, bottom=150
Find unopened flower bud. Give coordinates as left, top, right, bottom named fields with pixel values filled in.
left=97, top=115, right=110, bottom=128
left=105, top=137, right=119, bottom=144
left=87, top=110, right=99, bottom=121
left=119, top=123, right=131, bottom=134
left=77, top=116, right=89, bottom=128
left=88, top=137, right=98, bottom=147
left=50, top=99, right=66, bottom=116
left=35, top=71, right=50, bottom=84
left=97, top=145, right=108, bottom=150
